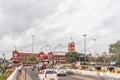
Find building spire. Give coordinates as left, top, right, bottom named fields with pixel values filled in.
left=14, top=45, right=17, bottom=50
left=70, top=37, right=74, bottom=43
left=68, top=37, right=75, bottom=52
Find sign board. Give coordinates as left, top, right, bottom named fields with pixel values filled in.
left=80, top=54, right=85, bottom=61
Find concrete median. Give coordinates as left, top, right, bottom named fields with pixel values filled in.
left=66, top=69, right=120, bottom=80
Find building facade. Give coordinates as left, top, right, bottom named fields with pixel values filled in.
left=12, top=50, right=65, bottom=64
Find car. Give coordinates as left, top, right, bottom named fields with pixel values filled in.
left=38, top=69, right=58, bottom=80
left=55, top=66, right=66, bottom=76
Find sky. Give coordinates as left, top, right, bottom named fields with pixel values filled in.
left=0, top=0, right=120, bottom=59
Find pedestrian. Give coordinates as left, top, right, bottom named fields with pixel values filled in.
left=18, top=64, right=22, bottom=74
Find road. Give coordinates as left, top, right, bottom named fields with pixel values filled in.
left=26, top=68, right=39, bottom=80
left=59, top=74, right=97, bottom=80
left=26, top=67, right=98, bottom=80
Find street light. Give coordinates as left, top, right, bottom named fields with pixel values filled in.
left=83, top=34, right=87, bottom=64
left=32, top=35, right=35, bottom=53
left=2, top=53, right=5, bottom=70
left=93, top=39, right=96, bottom=57
left=93, top=39, right=98, bottom=64
left=24, top=56, right=27, bottom=80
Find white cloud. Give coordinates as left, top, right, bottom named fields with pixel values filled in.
left=0, top=0, right=120, bottom=59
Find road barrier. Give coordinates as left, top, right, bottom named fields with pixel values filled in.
left=7, top=68, right=18, bottom=80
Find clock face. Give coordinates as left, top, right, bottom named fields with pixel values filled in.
left=14, top=53, right=17, bottom=57
left=40, top=54, right=44, bottom=59
left=69, top=46, right=74, bottom=50
left=68, top=47, right=71, bottom=49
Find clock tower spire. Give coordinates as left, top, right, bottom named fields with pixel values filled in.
left=68, top=37, right=75, bottom=52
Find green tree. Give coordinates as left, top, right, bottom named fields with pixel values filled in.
left=95, top=56, right=106, bottom=62
left=65, top=51, right=79, bottom=63
left=28, top=54, right=37, bottom=62
left=109, top=40, right=120, bottom=54
left=109, top=40, right=120, bottom=64
left=0, top=65, right=4, bottom=74
left=20, top=56, right=25, bottom=63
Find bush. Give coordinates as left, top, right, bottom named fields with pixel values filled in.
left=0, top=73, right=11, bottom=80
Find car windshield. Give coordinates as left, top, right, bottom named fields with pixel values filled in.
left=46, top=70, right=56, bottom=74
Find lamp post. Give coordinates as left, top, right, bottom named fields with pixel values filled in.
left=24, top=56, right=27, bottom=80
left=2, top=53, right=5, bottom=70
left=93, top=39, right=96, bottom=57
left=83, top=34, right=87, bottom=64
left=32, top=35, right=35, bottom=53
left=93, top=39, right=98, bottom=65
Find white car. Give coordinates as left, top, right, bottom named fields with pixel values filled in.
left=55, top=66, right=66, bottom=76
left=38, top=69, right=58, bottom=80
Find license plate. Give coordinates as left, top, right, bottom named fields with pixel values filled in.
left=50, top=78, right=54, bottom=80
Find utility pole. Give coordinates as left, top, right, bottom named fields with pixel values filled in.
left=83, top=34, right=87, bottom=64
left=93, top=39, right=96, bottom=57
left=2, top=53, right=5, bottom=71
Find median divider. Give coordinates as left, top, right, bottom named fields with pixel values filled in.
left=66, top=69, right=120, bottom=80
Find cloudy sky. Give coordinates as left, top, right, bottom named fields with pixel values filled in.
left=0, top=0, right=120, bottom=59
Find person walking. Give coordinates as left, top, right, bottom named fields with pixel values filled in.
left=18, top=64, right=22, bottom=74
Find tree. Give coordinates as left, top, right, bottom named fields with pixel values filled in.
left=109, top=40, right=120, bottom=54
left=65, top=51, right=79, bottom=63
left=95, top=56, right=106, bottom=62
left=28, top=54, right=37, bottom=62
left=20, top=56, right=25, bottom=63
left=0, top=65, right=5, bottom=73
left=109, top=40, right=120, bottom=64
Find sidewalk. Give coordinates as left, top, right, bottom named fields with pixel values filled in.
left=16, top=70, right=32, bottom=80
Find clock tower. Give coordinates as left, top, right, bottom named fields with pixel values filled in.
left=68, top=37, right=75, bottom=52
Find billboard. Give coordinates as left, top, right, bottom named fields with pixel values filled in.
left=80, top=54, right=85, bottom=61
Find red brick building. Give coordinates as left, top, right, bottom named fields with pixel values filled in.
left=12, top=50, right=65, bottom=63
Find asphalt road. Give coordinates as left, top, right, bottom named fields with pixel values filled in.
left=59, top=74, right=98, bottom=80
left=59, top=74, right=86, bottom=80
left=26, top=67, right=97, bottom=80
left=26, top=68, right=39, bottom=80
